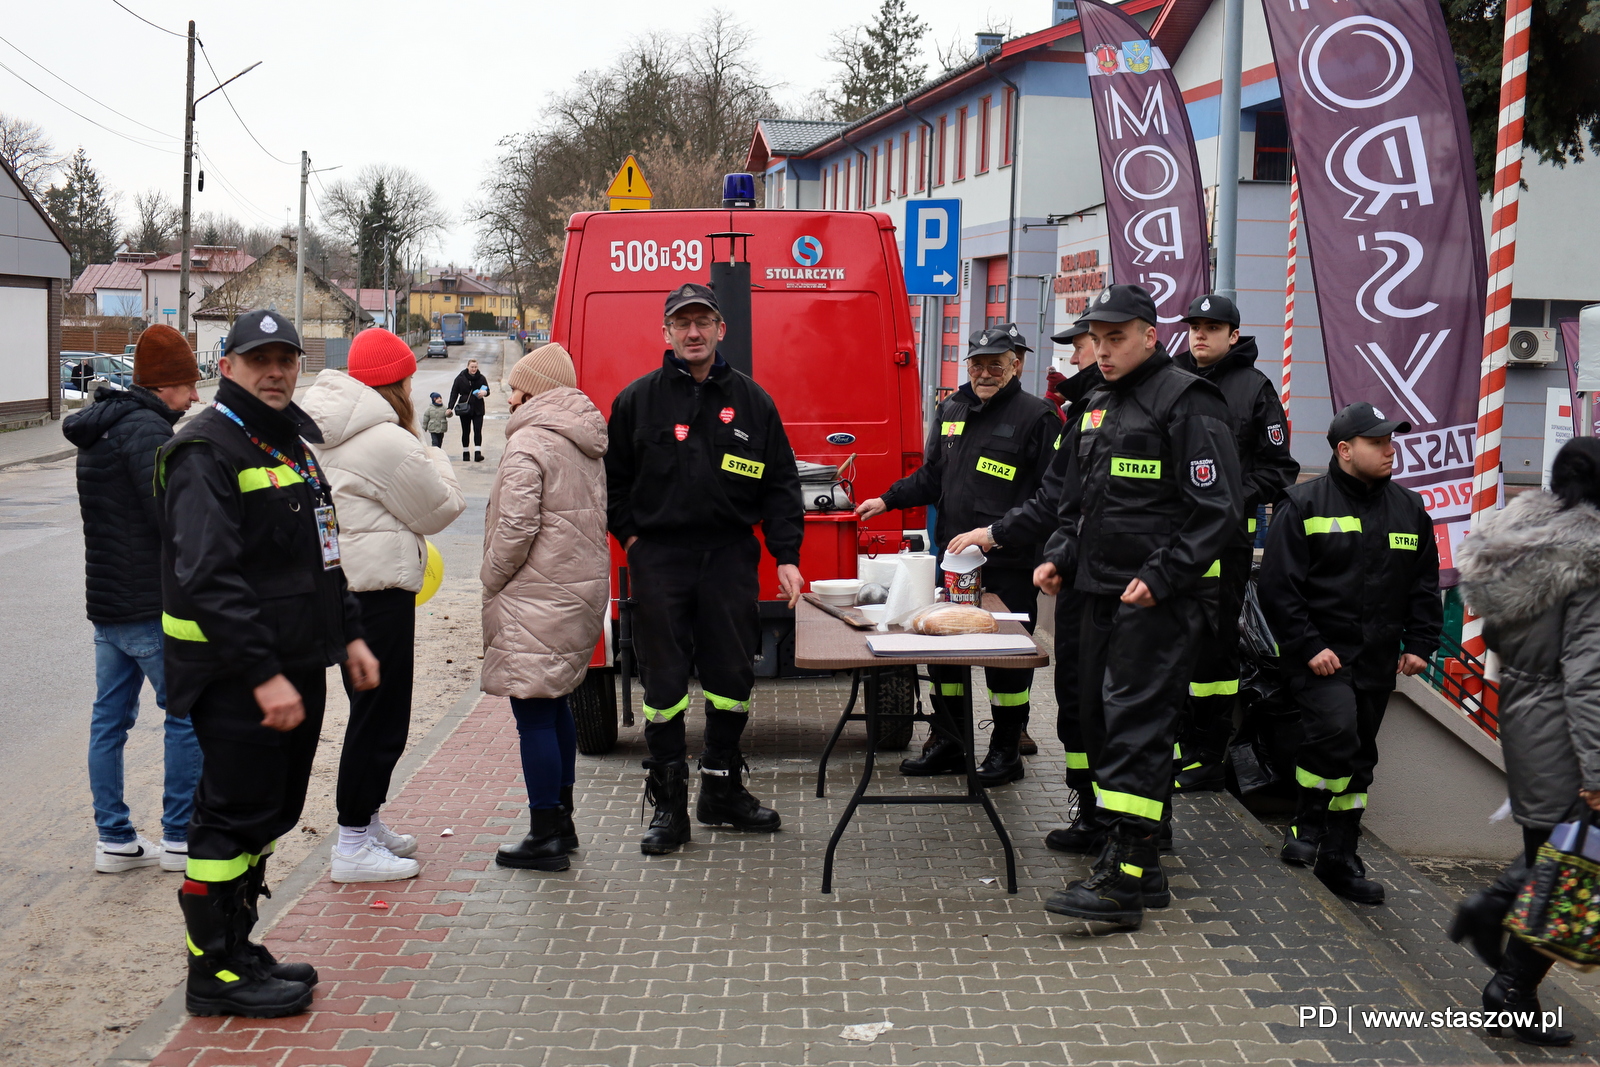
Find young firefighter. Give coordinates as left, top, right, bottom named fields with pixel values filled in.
left=1258, top=402, right=1440, bottom=904
left=1170, top=294, right=1300, bottom=790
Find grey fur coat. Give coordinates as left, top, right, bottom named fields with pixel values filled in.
left=1457, top=491, right=1600, bottom=828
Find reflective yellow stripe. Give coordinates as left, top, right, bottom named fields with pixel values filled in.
left=1246, top=517, right=1257, bottom=533
left=938, top=683, right=965, bottom=696
left=1094, top=785, right=1163, bottom=821
left=642, top=696, right=689, bottom=723
left=1065, top=751, right=1089, bottom=769
left=1329, top=792, right=1368, bottom=812
left=704, top=691, right=751, bottom=713
left=162, top=612, right=207, bottom=643
left=719, top=454, right=765, bottom=479
left=1183, top=762, right=1204, bottom=771
left=215, top=970, right=241, bottom=983
left=1110, top=457, right=1161, bottom=479
left=186, top=935, right=203, bottom=956
left=976, top=456, right=1016, bottom=480
left=942, top=420, right=966, bottom=436
left=1189, top=679, right=1240, bottom=698
left=236, top=464, right=305, bottom=493
left=1202, top=559, right=1221, bottom=578
left=986, top=689, right=1030, bottom=706
left=1173, top=743, right=1182, bottom=759
left=1303, top=515, right=1362, bottom=535
left=1053, top=433, right=1062, bottom=451
left=1120, top=862, right=1143, bottom=877
left=187, top=854, right=251, bottom=881
left=1294, top=766, right=1352, bottom=793
left=1389, top=532, right=1419, bottom=550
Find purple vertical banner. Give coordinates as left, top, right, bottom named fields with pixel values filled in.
left=1077, top=0, right=1211, bottom=354
left=1261, top=0, right=1487, bottom=529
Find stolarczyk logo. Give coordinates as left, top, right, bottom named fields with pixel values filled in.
left=791, top=236, right=823, bottom=267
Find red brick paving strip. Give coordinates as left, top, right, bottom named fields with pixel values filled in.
left=150, top=696, right=508, bottom=1067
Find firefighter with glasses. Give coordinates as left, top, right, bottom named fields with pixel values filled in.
left=858, top=323, right=1059, bottom=785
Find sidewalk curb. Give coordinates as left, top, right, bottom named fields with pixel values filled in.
left=0, top=444, right=74, bottom=471
left=101, top=682, right=486, bottom=1067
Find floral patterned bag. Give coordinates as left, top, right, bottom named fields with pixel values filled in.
left=1505, top=814, right=1600, bottom=971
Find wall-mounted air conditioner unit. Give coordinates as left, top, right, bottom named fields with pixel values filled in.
left=1508, top=326, right=1559, bottom=365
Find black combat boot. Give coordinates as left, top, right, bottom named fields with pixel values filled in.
left=1130, top=827, right=1170, bottom=908
left=179, top=877, right=312, bottom=1018
left=976, top=716, right=1025, bottom=786
left=239, top=859, right=317, bottom=986
left=640, top=760, right=692, bottom=855
left=1045, top=787, right=1113, bottom=854
left=463, top=450, right=470, bottom=462
left=475, top=450, right=484, bottom=462
left=1173, top=755, right=1226, bottom=792
left=1281, top=786, right=1332, bottom=868
left=558, top=785, right=579, bottom=852
left=496, top=808, right=571, bottom=871
left=900, top=734, right=965, bottom=776
left=1483, top=938, right=1575, bottom=1046
left=1450, top=857, right=1529, bottom=968
left=696, top=752, right=781, bottom=832
left=1314, top=814, right=1385, bottom=905
left=1043, top=824, right=1148, bottom=928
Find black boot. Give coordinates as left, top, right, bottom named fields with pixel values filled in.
left=696, top=752, right=781, bottom=832
left=1046, top=787, right=1113, bottom=854
left=463, top=450, right=470, bottom=462
left=1281, top=786, right=1331, bottom=868
left=1018, top=728, right=1038, bottom=756
left=475, top=450, right=484, bottom=462
left=976, top=716, right=1025, bottom=786
left=239, top=860, right=317, bottom=986
left=1450, top=857, right=1528, bottom=968
left=1131, top=828, right=1170, bottom=908
left=1483, top=938, right=1575, bottom=1046
left=496, top=808, right=571, bottom=871
left=179, top=878, right=312, bottom=1018
left=1173, top=755, right=1226, bottom=792
left=1043, top=825, right=1147, bottom=928
left=558, top=785, right=579, bottom=852
left=900, top=734, right=965, bottom=776
left=1314, top=814, right=1385, bottom=905
left=640, top=760, right=692, bottom=855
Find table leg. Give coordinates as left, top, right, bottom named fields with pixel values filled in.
left=959, top=667, right=1019, bottom=894
left=816, top=670, right=862, bottom=798
left=822, top=667, right=881, bottom=894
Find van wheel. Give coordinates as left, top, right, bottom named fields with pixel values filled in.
left=868, top=666, right=917, bottom=751
left=571, top=669, right=619, bottom=755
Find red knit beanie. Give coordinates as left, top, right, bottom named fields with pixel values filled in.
left=347, top=328, right=417, bottom=387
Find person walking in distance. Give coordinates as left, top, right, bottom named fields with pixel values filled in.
left=606, top=283, right=805, bottom=856
left=1258, top=402, right=1440, bottom=904
left=157, top=309, right=380, bottom=1017
left=482, top=344, right=609, bottom=872
left=302, top=328, right=466, bottom=883
left=449, top=357, right=491, bottom=462
left=422, top=391, right=450, bottom=448
left=64, top=324, right=205, bottom=874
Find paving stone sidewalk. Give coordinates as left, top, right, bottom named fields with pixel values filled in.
left=119, top=674, right=1600, bottom=1067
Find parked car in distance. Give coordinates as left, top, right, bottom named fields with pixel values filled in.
left=61, top=352, right=133, bottom=397
left=425, top=338, right=448, bottom=358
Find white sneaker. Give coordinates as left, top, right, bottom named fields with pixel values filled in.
left=96, top=835, right=161, bottom=873
left=368, top=819, right=418, bottom=859
left=330, top=841, right=420, bottom=883
left=160, top=839, right=189, bottom=873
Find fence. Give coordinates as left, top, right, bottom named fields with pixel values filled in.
left=62, top=325, right=196, bottom=354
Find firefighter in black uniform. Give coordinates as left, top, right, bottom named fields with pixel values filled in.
left=606, top=283, right=805, bottom=856
left=158, top=310, right=379, bottom=1017
left=1259, top=402, right=1440, bottom=904
left=1171, top=294, right=1300, bottom=791
left=1035, top=285, right=1241, bottom=928
left=858, top=324, right=1060, bottom=785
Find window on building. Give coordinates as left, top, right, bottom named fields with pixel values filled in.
left=978, top=96, right=992, bottom=173
left=884, top=139, right=894, bottom=201
left=936, top=116, right=947, bottom=186
left=942, top=296, right=961, bottom=362
left=900, top=131, right=910, bottom=197
left=443, top=295, right=452, bottom=303
left=461, top=296, right=475, bottom=307
left=831, top=163, right=839, bottom=209
left=1252, top=110, right=1290, bottom=182
left=956, top=107, right=968, bottom=180
left=869, top=147, right=878, bottom=206
left=1002, top=88, right=1015, bottom=165
left=916, top=126, right=927, bottom=191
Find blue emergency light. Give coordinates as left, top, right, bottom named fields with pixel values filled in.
left=722, top=172, right=757, bottom=209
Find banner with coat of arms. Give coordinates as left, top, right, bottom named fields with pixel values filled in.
left=1076, top=0, right=1210, bottom=355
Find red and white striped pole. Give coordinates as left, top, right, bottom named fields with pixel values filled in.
left=1281, top=161, right=1299, bottom=430
left=1462, top=0, right=1532, bottom=668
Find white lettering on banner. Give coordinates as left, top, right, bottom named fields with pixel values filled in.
left=1105, top=84, right=1171, bottom=139
left=1327, top=117, right=1435, bottom=220
left=1391, top=421, right=1476, bottom=493
left=1413, top=478, right=1474, bottom=521
left=1300, top=16, right=1416, bottom=112
left=609, top=239, right=703, bottom=273
left=1113, top=145, right=1181, bottom=201
left=1355, top=330, right=1452, bottom=423
left=765, top=267, right=847, bottom=281
left=1355, top=232, right=1441, bottom=322
left=1136, top=271, right=1184, bottom=324
left=1125, top=207, right=1186, bottom=264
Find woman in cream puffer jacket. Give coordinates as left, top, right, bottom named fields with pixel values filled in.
left=302, top=337, right=465, bottom=884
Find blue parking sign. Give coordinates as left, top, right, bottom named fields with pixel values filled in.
left=903, top=199, right=960, bottom=296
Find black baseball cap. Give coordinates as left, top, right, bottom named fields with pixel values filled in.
left=1051, top=317, right=1091, bottom=344
left=968, top=323, right=1032, bottom=356
left=663, top=282, right=720, bottom=318
left=226, top=309, right=304, bottom=356
left=1081, top=284, right=1158, bottom=325
left=1182, top=293, right=1240, bottom=328
left=1327, top=401, right=1411, bottom=447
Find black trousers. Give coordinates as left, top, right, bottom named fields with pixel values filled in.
left=429, top=431, right=444, bottom=448
left=337, top=588, right=415, bottom=827
left=1080, top=591, right=1206, bottom=829
left=1290, top=671, right=1389, bottom=813
left=1179, top=545, right=1254, bottom=763
left=928, top=565, right=1037, bottom=724
left=187, top=667, right=326, bottom=872
left=459, top=411, right=484, bottom=448
left=628, top=537, right=760, bottom=759
left=1054, top=586, right=1089, bottom=790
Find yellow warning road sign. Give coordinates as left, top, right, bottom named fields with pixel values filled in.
left=607, top=155, right=652, bottom=211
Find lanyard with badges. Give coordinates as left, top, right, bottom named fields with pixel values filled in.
left=212, top=400, right=342, bottom=570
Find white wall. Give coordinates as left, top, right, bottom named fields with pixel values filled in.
left=1484, top=153, right=1600, bottom=303
left=0, top=286, right=48, bottom=403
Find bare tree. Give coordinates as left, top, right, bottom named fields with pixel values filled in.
left=934, top=16, right=1014, bottom=74
left=320, top=164, right=448, bottom=273
left=0, top=113, right=61, bottom=199
left=127, top=189, right=180, bottom=253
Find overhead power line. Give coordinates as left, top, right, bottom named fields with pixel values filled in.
left=0, top=33, right=178, bottom=140
left=0, top=56, right=178, bottom=154
left=110, top=0, right=187, bottom=38
left=198, top=45, right=293, bottom=166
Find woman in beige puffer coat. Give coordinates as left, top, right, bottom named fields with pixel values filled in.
left=481, top=343, right=608, bottom=872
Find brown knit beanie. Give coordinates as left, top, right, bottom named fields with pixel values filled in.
left=508, top=343, right=576, bottom=398
left=133, top=324, right=200, bottom=388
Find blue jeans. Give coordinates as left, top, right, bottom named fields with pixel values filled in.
left=508, top=696, right=576, bottom=809
left=89, top=620, right=203, bottom=844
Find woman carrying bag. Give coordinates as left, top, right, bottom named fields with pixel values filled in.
left=1452, top=437, right=1600, bottom=1047
left=303, top=329, right=466, bottom=882
left=481, top=344, right=607, bottom=872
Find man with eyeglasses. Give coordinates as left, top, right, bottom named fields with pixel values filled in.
left=605, top=283, right=805, bottom=856
left=857, top=323, right=1060, bottom=786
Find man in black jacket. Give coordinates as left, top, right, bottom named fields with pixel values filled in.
left=1171, top=295, right=1300, bottom=791
left=447, top=358, right=490, bottom=462
left=1259, top=402, right=1441, bottom=904
left=158, top=309, right=379, bottom=1017
left=606, top=283, right=805, bottom=856
left=1034, top=285, right=1242, bottom=928
left=64, top=325, right=205, bottom=875
left=859, top=324, right=1060, bottom=785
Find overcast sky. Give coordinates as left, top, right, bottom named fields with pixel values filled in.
left=5, top=0, right=1060, bottom=268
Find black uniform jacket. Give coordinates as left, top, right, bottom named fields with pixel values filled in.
left=156, top=377, right=364, bottom=717
left=880, top=377, right=1060, bottom=570
left=1043, top=348, right=1243, bottom=601
left=606, top=352, right=804, bottom=566
left=1174, top=336, right=1298, bottom=542
left=1258, top=462, right=1442, bottom=689
left=990, top=365, right=1106, bottom=552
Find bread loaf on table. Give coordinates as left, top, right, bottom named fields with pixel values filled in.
left=907, top=603, right=999, bottom=636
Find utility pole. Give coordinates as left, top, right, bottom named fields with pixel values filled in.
left=1213, top=0, right=1245, bottom=300
left=382, top=229, right=391, bottom=330
left=178, top=21, right=196, bottom=336
left=295, top=151, right=308, bottom=338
